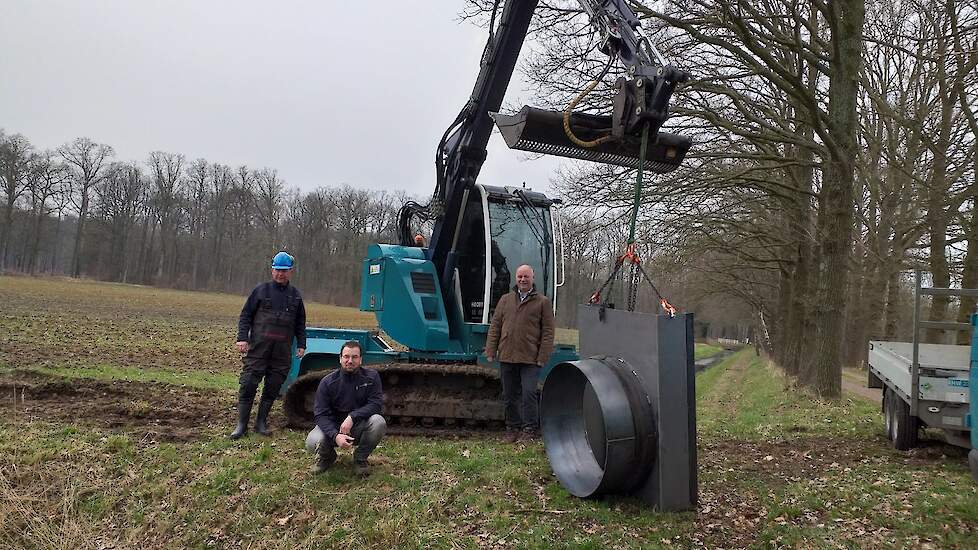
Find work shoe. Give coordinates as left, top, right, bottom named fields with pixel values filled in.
left=354, top=460, right=371, bottom=477
left=503, top=430, right=520, bottom=443
left=311, top=445, right=337, bottom=475
left=228, top=397, right=254, bottom=440
left=253, top=399, right=274, bottom=436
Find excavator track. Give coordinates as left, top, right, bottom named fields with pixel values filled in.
left=283, top=362, right=506, bottom=434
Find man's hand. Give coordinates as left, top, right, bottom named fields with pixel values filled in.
left=339, top=415, right=353, bottom=435
left=296, top=347, right=305, bottom=358
left=335, top=433, right=354, bottom=449
left=235, top=341, right=249, bottom=353
left=485, top=352, right=494, bottom=363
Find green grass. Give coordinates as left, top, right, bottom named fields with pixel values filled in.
left=694, top=343, right=724, bottom=359
left=0, top=422, right=692, bottom=548
left=697, top=353, right=879, bottom=440
left=2, top=276, right=977, bottom=548
left=4, top=349, right=974, bottom=548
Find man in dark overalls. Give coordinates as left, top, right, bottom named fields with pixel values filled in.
left=230, top=251, right=307, bottom=439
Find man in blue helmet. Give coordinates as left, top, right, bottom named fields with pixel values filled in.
left=230, top=251, right=307, bottom=439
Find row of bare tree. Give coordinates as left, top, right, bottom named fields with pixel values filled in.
left=463, top=0, right=977, bottom=396
left=0, top=132, right=413, bottom=306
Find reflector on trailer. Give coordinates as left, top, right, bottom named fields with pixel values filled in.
left=491, top=106, right=691, bottom=173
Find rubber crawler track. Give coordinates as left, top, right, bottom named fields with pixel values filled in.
left=283, top=362, right=506, bottom=433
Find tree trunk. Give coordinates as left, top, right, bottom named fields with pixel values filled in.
left=28, top=210, right=46, bottom=274
left=71, top=193, right=89, bottom=277
left=957, top=156, right=978, bottom=343
left=801, top=0, right=865, bottom=398
left=0, top=199, right=15, bottom=268
left=50, top=214, right=63, bottom=273
left=925, top=77, right=954, bottom=344
left=846, top=231, right=868, bottom=367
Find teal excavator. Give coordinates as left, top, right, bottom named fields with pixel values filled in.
left=282, top=0, right=690, bottom=430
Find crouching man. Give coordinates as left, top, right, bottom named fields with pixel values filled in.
left=306, top=340, right=386, bottom=476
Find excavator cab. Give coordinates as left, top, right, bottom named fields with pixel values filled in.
left=454, top=184, right=559, bottom=325
left=352, top=183, right=562, bottom=358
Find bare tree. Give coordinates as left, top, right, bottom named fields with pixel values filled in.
left=95, top=162, right=146, bottom=281
left=59, top=137, right=114, bottom=277
left=184, top=159, right=211, bottom=287
left=24, top=152, right=70, bottom=274
left=147, top=151, right=185, bottom=283
left=206, top=163, right=234, bottom=288
left=221, top=165, right=257, bottom=291
left=948, top=0, right=978, bottom=343
left=253, top=167, right=285, bottom=250
left=0, top=131, right=34, bottom=268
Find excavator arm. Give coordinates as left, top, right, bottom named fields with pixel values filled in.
left=401, top=0, right=690, bottom=338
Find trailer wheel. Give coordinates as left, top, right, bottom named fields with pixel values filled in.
left=283, top=370, right=330, bottom=429
left=882, top=388, right=893, bottom=440
left=890, top=391, right=918, bottom=451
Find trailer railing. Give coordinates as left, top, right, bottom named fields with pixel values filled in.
left=910, top=271, right=978, bottom=416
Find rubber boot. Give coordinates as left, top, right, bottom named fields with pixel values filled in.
left=253, top=399, right=274, bottom=436
left=229, top=397, right=253, bottom=440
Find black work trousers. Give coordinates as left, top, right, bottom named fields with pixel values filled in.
left=500, top=362, right=541, bottom=432
left=239, top=339, right=291, bottom=403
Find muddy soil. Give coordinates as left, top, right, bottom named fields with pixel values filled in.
left=0, top=369, right=526, bottom=444
left=0, top=370, right=234, bottom=442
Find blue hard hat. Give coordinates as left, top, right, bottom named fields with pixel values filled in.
left=271, top=251, right=294, bottom=270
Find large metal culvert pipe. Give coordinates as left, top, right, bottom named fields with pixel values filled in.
left=540, top=305, right=697, bottom=511
left=541, top=356, right=656, bottom=498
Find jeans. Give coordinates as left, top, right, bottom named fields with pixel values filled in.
left=500, top=362, right=541, bottom=432
left=305, top=414, right=387, bottom=462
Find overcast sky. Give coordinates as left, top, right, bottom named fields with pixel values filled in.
left=0, top=1, right=564, bottom=198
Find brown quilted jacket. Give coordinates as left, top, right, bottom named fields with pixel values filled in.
left=485, top=287, right=555, bottom=366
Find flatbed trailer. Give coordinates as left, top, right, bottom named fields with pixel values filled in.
left=866, top=272, right=977, bottom=481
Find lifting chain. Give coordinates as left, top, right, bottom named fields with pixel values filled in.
left=627, top=262, right=640, bottom=312
left=587, top=123, right=677, bottom=317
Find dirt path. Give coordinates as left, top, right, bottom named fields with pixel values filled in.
left=842, top=367, right=881, bottom=403
left=704, top=351, right=754, bottom=414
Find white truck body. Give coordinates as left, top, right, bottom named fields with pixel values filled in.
left=866, top=272, right=976, bottom=460
left=868, top=341, right=971, bottom=441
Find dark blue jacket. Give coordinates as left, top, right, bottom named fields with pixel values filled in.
left=313, top=367, right=384, bottom=441
left=236, top=281, right=307, bottom=348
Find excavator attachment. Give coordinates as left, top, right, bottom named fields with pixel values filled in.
left=491, top=106, right=691, bottom=173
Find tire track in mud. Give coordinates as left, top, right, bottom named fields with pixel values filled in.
left=0, top=370, right=233, bottom=442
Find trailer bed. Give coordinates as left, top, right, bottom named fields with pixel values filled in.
left=868, top=341, right=971, bottom=404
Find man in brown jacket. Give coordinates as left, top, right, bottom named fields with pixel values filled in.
left=485, top=264, right=555, bottom=442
